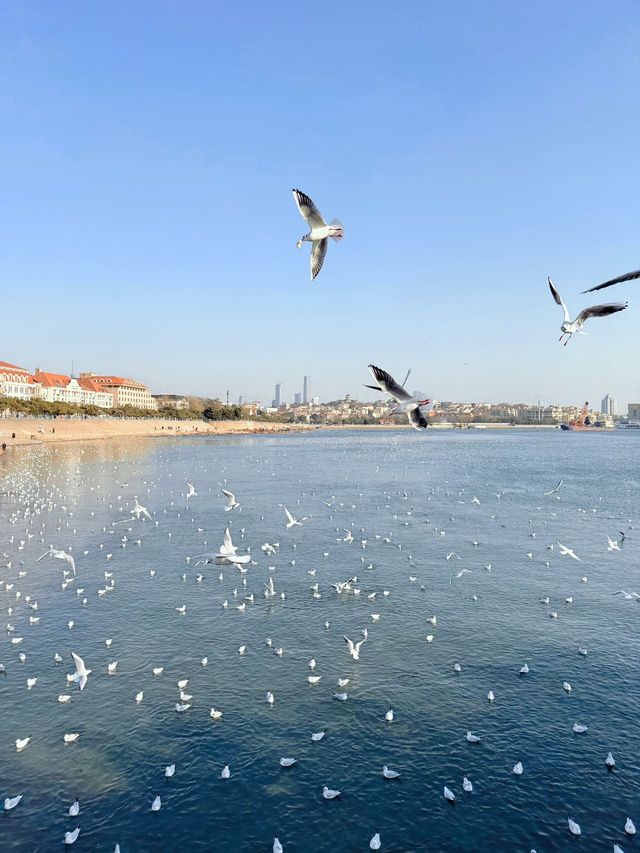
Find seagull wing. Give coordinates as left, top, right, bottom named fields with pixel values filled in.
left=284, top=506, right=295, bottom=525
left=222, top=527, right=237, bottom=554
left=292, top=189, right=326, bottom=228
left=310, top=238, right=328, bottom=280
left=575, top=302, right=628, bottom=325
left=221, top=488, right=235, bottom=504
left=71, top=652, right=87, bottom=676
left=35, top=550, right=50, bottom=563
left=408, top=408, right=429, bottom=430
left=343, top=636, right=355, bottom=654
left=368, top=365, right=412, bottom=403
left=582, top=268, right=640, bottom=294
left=548, top=278, right=571, bottom=323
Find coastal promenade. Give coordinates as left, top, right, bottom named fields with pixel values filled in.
left=0, top=417, right=314, bottom=449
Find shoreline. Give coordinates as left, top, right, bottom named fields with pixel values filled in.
left=320, top=423, right=562, bottom=430
left=0, top=417, right=315, bottom=449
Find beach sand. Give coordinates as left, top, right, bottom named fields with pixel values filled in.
left=0, top=417, right=314, bottom=449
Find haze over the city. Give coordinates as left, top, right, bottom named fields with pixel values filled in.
left=2, top=1, right=638, bottom=407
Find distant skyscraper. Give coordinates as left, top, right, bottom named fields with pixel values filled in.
left=601, top=394, right=617, bottom=416
left=238, top=395, right=244, bottom=406
left=294, top=392, right=302, bottom=405
left=272, top=383, right=282, bottom=408
left=311, top=396, right=320, bottom=406
left=303, top=375, right=309, bottom=404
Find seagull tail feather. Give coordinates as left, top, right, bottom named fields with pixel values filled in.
left=329, top=219, right=344, bottom=241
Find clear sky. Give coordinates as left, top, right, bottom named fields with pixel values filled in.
left=1, top=1, right=639, bottom=408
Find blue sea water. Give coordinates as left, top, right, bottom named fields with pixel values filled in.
left=0, top=428, right=639, bottom=852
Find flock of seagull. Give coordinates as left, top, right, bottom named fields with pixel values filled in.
left=1, top=437, right=638, bottom=851
left=292, top=187, right=636, bottom=435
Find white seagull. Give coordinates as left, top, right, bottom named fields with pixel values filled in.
left=344, top=635, right=366, bottom=661
left=548, top=277, right=627, bottom=346
left=221, top=489, right=239, bottom=511
left=567, top=817, right=581, bottom=836
left=4, top=793, right=23, bottom=810
left=544, top=479, right=563, bottom=495
left=284, top=506, right=308, bottom=528
left=68, top=652, right=91, bottom=691
left=215, top=527, right=250, bottom=565
left=556, top=541, right=581, bottom=562
left=292, top=188, right=343, bottom=280
left=36, top=547, right=76, bottom=576
left=322, top=786, right=341, bottom=800
left=131, top=499, right=152, bottom=520
left=365, top=364, right=433, bottom=430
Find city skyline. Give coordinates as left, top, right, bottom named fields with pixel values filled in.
left=1, top=3, right=638, bottom=406
left=0, top=353, right=640, bottom=415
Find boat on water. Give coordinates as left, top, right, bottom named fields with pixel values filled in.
left=560, top=401, right=612, bottom=431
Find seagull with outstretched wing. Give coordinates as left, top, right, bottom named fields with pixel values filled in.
left=365, top=364, right=433, bottom=431
left=35, top=547, right=76, bottom=577
left=221, top=489, right=239, bottom=511
left=69, top=652, right=91, bottom=691
left=544, top=479, right=563, bottom=495
left=292, top=189, right=343, bottom=280
left=548, top=278, right=627, bottom=346
left=582, top=269, right=640, bottom=294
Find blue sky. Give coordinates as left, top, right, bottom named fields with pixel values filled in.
left=1, top=1, right=639, bottom=408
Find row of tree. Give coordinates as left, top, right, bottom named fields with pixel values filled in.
left=0, top=396, right=286, bottom=423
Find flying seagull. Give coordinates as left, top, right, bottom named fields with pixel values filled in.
left=292, top=189, right=343, bottom=280
left=36, top=547, right=76, bottom=577
left=221, top=489, right=239, bottom=511
left=68, top=652, right=91, bottom=691
left=365, top=364, right=433, bottom=430
left=544, top=479, right=563, bottom=495
left=582, top=268, right=640, bottom=294
left=548, top=278, right=627, bottom=346
left=556, top=541, right=581, bottom=562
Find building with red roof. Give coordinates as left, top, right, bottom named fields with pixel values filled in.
left=83, top=374, right=158, bottom=410
left=0, top=360, right=43, bottom=402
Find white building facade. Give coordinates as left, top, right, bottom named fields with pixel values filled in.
left=0, top=361, right=42, bottom=401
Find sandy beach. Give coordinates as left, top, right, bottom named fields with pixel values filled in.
left=0, top=417, right=315, bottom=449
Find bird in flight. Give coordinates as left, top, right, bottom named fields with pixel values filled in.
left=548, top=278, right=627, bottom=345
left=36, top=547, right=76, bottom=576
left=582, top=268, right=640, bottom=294
left=292, top=189, right=343, bottom=280
left=221, top=489, right=240, bottom=511
left=365, top=364, right=433, bottom=430
left=556, top=541, right=582, bottom=562
left=544, top=479, right=563, bottom=495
